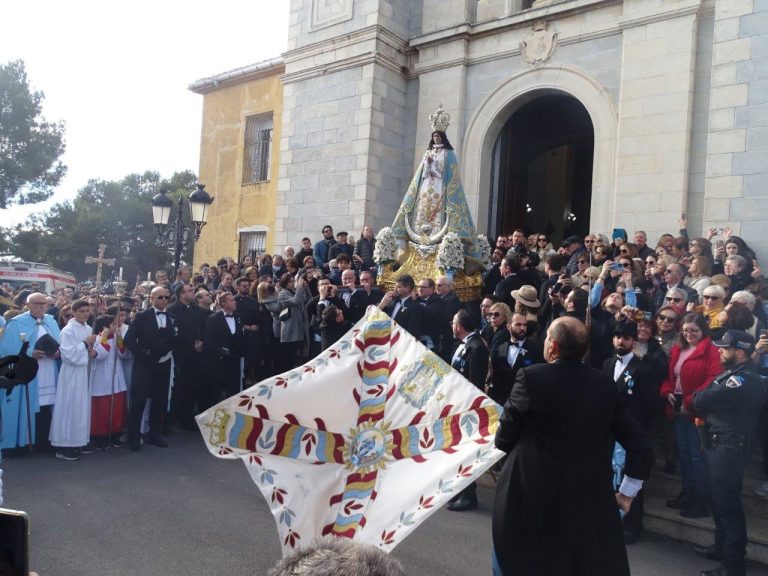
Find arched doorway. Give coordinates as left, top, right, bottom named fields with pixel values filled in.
left=462, top=65, right=618, bottom=241
left=488, top=93, right=594, bottom=245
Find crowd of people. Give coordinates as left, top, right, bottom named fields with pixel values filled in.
left=1, top=220, right=768, bottom=575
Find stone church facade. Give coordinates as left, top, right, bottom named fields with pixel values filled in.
left=208, top=0, right=767, bottom=258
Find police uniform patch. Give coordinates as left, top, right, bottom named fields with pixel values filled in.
left=725, top=375, right=744, bottom=388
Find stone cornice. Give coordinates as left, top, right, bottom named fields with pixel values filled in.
left=617, top=3, right=702, bottom=30
left=282, top=24, right=409, bottom=65
left=281, top=51, right=405, bottom=85
left=410, top=0, right=618, bottom=49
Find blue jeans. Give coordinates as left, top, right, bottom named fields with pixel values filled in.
left=673, top=415, right=707, bottom=496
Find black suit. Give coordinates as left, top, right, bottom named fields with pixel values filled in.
left=493, top=360, right=654, bottom=576
left=203, top=311, right=245, bottom=407
left=124, top=308, right=179, bottom=444
left=494, top=274, right=525, bottom=308
left=440, top=292, right=462, bottom=358
left=601, top=354, right=658, bottom=539
left=348, top=287, right=383, bottom=323
left=383, top=296, right=423, bottom=340
left=167, top=302, right=209, bottom=429
left=420, top=294, right=445, bottom=352
left=449, top=331, right=489, bottom=391
left=488, top=336, right=543, bottom=405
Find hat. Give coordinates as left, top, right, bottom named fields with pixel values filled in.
left=511, top=285, right=541, bottom=308
left=713, top=330, right=755, bottom=352
left=561, top=235, right=581, bottom=248
left=613, top=320, right=638, bottom=339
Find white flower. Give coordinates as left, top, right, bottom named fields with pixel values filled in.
left=477, top=234, right=492, bottom=271
left=437, top=232, right=465, bottom=271
left=373, top=227, right=397, bottom=264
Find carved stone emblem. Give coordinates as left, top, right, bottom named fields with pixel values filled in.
left=520, top=21, right=558, bottom=66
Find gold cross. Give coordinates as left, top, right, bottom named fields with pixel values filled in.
left=84, top=244, right=116, bottom=289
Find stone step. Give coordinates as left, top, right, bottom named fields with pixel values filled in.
left=648, top=465, right=768, bottom=519
left=644, top=492, right=768, bottom=565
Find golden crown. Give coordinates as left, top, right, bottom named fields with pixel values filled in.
left=429, top=104, right=450, bottom=132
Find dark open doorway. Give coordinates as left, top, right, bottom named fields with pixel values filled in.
left=488, top=93, right=594, bottom=247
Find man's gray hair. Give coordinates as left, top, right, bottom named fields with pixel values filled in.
left=268, top=538, right=405, bottom=576
left=665, top=287, right=687, bottom=301
left=731, top=290, right=756, bottom=311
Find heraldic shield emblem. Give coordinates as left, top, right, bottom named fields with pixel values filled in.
left=521, top=20, right=558, bottom=66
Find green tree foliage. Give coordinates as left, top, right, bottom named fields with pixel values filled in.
left=9, top=170, right=199, bottom=284
left=0, top=59, right=66, bottom=207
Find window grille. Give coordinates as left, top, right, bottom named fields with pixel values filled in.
left=243, top=112, right=273, bottom=183
left=239, top=231, right=267, bottom=261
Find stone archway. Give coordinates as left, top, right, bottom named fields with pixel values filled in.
left=462, top=65, right=618, bottom=235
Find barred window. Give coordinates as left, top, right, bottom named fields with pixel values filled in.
left=243, top=112, right=273, bottom=183
left=239, top=230, right=267, bottom=261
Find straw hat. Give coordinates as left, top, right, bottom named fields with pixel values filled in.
left=511, top=285, right=540, bottom=308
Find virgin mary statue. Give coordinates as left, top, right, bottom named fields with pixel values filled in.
left=380, top=105, right=483, bottom=300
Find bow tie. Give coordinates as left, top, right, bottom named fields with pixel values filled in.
left=225, top=314, right=234, bottom=318
left=510, top=341, right=522, bottom=348
left=616, top=355, right=625, bottom=361
left=156, top=311, right=166, bottom=316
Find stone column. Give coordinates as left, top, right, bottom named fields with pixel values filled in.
left=703, top=0, right=768, bottom=260
left=613, top=0, right=702, bottom=243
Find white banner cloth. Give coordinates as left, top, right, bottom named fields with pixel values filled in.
left=197, top=307, right=504, bottom=553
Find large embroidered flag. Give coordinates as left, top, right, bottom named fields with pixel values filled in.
left=197, top=307, right=504, bottom=552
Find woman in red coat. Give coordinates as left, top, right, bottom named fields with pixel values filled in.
left=659, top=313, right=721, bottom=518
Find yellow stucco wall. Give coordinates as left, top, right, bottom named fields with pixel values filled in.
left=193, top=68, right=283, bottom=270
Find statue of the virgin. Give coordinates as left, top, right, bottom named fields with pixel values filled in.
left=379, top=105, right=484, bottom=301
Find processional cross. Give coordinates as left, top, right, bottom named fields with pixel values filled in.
left=84, top=244, right=115, bottom=290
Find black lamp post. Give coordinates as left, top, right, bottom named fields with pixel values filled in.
left=150, top=184, right=214, bottom=276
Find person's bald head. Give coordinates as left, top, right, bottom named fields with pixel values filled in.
left=26, top=292, right=49, bottom=319
left=544, top=317, right=589, bottom=362
left=150, top=286, right=171, bottom=310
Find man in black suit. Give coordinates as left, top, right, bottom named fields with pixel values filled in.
left=493, top=254, right=525, bottom=309
left=437, top=275, right=462, bottom=359
left=378, top=274, right=423, bottom=340
left=348, top=270, right=383, bottom=323
left=124, top=286, right=178, bottom=451
left=446, top=309, right=489, bottom=512
left=416, top=278, right=445, bottom=352
left=167, top=283, right=209, bottom=432
left=203, top=292, right=245, bottom=408
left=653, top=262, right=698, bottom=312
left=601, top=320, right=658, bottom=544
left=487, top=312, right=544, bottom=405
left=492, top=317, right=654, bottom=576
left=483, top=247, right=505, bottom=296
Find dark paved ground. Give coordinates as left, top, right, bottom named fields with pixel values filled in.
left=3, top=430, right=767, bottom=576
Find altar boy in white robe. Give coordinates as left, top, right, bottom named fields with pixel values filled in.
left=50, top=299, right=97, bottom=461
left=89, top=314, right=128, bottom=449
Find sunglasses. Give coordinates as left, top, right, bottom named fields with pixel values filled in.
left=490, top=312, right=504, bottom=318
left=621, top=262, right=632, bottom=268
left=703, top=295, right=720, bottom=300
left=577, top=260, right=588, bottom=265
left=665, top=297, right=683, bottom=302
left=155, top=295, right=170, bottom=300
left=537, top=238, right=547, bottom=242
left=584, top=240, right=595, bottom=244
left=619, top=249, right=629, bottom=254
left=657, top=315, right=676, bottom=323
left=645, top=260, right=656, bottom=265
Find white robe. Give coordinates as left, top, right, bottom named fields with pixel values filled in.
left=35, top=324, right=58, bottom=407
left=50, top=319, right=92, bottom=448
left=90, top=336, right=128, bottom=397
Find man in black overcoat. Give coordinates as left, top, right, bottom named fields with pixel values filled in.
left=446, top=309, right=489, bottom=512
left=124, top=286, right=179, bottom=451
left=492, top=317, right=654, bottom=576
left=203, top=292, right=245, bottom=408
left=601, top=320, right=658, bottom=543
left=167, top=283, right=209, bottom=431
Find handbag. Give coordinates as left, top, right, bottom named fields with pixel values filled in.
left=279, top=306, right=292, bottom=322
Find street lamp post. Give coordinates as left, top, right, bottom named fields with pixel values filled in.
left=150, top=184, right=214, bottom=276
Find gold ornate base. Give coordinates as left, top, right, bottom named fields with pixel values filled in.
left=376, top=248, right=482, bottom=303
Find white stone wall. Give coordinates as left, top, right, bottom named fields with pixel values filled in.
left=703, top=0, right=768, bottom=262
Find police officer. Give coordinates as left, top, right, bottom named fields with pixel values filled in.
left=692, top=330, right=767, bottom=576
